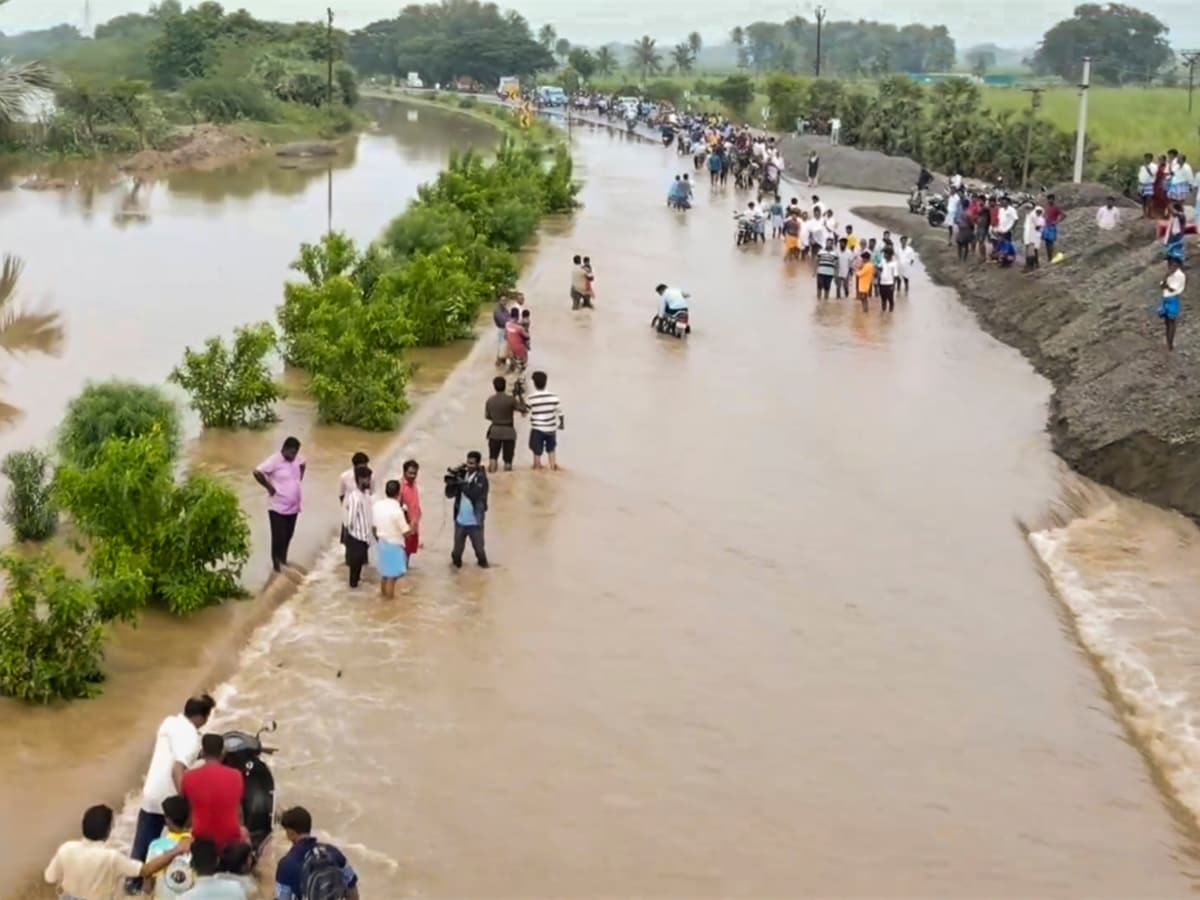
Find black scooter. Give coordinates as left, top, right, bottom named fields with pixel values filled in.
left=222, top=721, right=278, bottom=857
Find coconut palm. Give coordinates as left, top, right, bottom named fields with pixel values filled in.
left=672, top=43, right=694, bottom=74
left=595, top=46, right=617, bottom=76
left=0, top=58, right=56, bottom=128
left=0, top=255, right=65, bottom=426
left=554, top=37, right=571, bottom=60
left=730, top=26, right=745, bottom=47
left=538, top=24, right=557, bottom=51
left=631, top=36, right=661, bottom=81
left=688, top=31, right=702, bottom=57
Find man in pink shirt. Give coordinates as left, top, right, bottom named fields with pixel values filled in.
left=253, top=436, right=306, bottom=572
left=400, top=459, right=421, bottom=562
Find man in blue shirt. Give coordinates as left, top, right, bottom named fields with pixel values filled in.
left=445, top=450, right=489, bottom=569
left=273, top=807, right=358, bottom=900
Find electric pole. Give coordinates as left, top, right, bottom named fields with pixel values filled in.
left=1183, top=50, right=1200, bottom=115
left=326, top=8, right=335, bottom=107
left=1021, top=86, right=1043, bottom=190
left=813, top=5, right=827, bottom=77
left=1072, top=56, right=1091, bottom=184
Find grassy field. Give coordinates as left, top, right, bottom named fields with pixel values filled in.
left=980, top=86, right=1199, bottom=160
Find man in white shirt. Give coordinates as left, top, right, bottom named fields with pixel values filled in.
left=997, top=197, right=1019, bottom=237
left=945, top=190, right=961, bottom=245
left=1138, top=153, right=1157, bottom=218
left=337, top=452, right=372, bottom=502
left=51, top=804, right=190, bottom=900
left=897, top=235, right=916, bottom=294
left=829, top=116, right=841, bottom=145
left=1160, top=258, right=1186, bottom=351
left=373, top=479, right=411, bottom=599
left=878, top=246, right=900, bottom=312
left=129, top=695, right=214, bottom=892
left=1096, top=197, right=1121, bottom=231
left=341, top=465, right=374, bottom=589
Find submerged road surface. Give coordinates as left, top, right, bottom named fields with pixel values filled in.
left=16, top=123, right=1200, bottom=897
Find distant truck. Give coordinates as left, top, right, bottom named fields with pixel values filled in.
left=406, top=72, right=423, bottom=88
left=498, top=76, right=520, bottom=100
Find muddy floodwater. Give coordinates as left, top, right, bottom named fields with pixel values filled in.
left=7, top=112, right=1200, bottom=897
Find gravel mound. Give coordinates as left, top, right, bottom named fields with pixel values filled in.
left=1046, top=180, right=1139, bottom=210
left=855, top=202, right=1200, bottom=518
left=778, top=135, right=930, bottom=194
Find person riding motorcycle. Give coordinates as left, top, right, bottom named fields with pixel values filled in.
left=655, top=283, right=690, bottom=320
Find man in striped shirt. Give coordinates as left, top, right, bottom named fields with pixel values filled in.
left=815, top=238, right=838, bottom=299
left=526, top=370, right=564, bottom=471
left=341, top=465, right=374, bottom=588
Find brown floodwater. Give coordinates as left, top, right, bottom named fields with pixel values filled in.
left=7, top=116, right=1200, bottom=898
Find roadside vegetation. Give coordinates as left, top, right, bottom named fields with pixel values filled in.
left=0, top=1, right=362, bottom=159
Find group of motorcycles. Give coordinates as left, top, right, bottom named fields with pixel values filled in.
left=908, top=182, right=1040, bottom=227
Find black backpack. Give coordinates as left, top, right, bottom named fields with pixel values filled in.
left=300, top=843, right=347, bottom=900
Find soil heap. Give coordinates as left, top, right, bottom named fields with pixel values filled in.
left=856, top=199, right=1200, bottom=519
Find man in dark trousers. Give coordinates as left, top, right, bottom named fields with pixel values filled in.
left=446, top=450, right=489, bottom=568
left=485, top=376, right=523, bottom=472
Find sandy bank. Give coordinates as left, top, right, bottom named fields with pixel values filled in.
left=855, top=201, right=1200, bottom=519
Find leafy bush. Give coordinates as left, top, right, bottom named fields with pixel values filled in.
left=0, top=552, right=105, bottom=703
left=1, top=448, right=58, bottom=541
left=457, top=96, right=477, bottom=109
left=710, top=75, right=755, bottom=116
left=57, top=380, right=181, bottom=470
left=182, top=77, right=277, bottom=122
left=169, top=322, right=283, bottom=429
left=389, top=246, right=488, bottom=344
left=54, top=429, right=251, bottom=617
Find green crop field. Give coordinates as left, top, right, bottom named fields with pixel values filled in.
left=980, top=86, right=1200, bottom=161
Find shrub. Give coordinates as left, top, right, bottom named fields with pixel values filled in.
left=182, top=77, right=277, bottom=123
left=0, top=552, right=105, bottom=703
left=57, top=380, right=181, bottom=470
left=389, top=246, right=489, bottom=345
left=710, top=75, right=755, bottom=116
left=169, top=322, right=283, bottom=429
left=457, top=96, right=477, bottom=109
left=54, top=429, right=250, bottom=617
left=335, top=63, right=359, bottom=107
left=1, top=448, right=57, bottom=541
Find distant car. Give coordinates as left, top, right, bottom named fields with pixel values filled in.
left=536, top=86, right=568, bottom=107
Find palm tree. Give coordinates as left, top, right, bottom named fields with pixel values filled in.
left=729, top=26, right=748, bottom=69
left=631, top=36, right=661, bottom=81
left=0, top=255, right=65, bottom=427
left=537, top=24, right=557, bottom=51
left=0, top=59, right=56, bottom=128
left=672, top=43, right=694, bottom=74
left=595, top=46, right=617, bottom=76
left=554, top=37, right=571, bottom=60
left=687, top=32, right=702, bottom=58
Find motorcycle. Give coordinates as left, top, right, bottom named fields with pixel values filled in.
left=222, top=721, right=278, bottom=858
left=926, top=194, right=948, bottom=228
left=907, top=187, right=927, bottom=215
left=651, top=309, right=690, bottom=338
left=660, top=126, right=675, bottom=148
left=734, top=212, right=762, bottom=246
left=667, top=194, right=691, bottom=210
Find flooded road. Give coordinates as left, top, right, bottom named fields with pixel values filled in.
left=8, top=117, right=1200, bottom=897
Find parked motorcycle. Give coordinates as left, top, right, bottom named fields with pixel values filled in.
left=926, top=195, right=948, bottom=228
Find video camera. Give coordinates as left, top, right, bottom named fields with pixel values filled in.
left=444, top=464, right=468, bottom=487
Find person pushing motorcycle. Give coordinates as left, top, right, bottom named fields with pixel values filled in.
left=655, top=284, right=690, bottom=320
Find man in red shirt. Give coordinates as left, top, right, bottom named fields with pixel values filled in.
left=181, top=734, right=244, bottom=851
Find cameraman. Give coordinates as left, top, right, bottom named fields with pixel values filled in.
left=444, top=451, right=490, bottom=569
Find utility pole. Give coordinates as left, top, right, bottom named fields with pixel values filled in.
left=813, top=5, right=827, bottom=77
left=326, top=8, right=335, bottom=107
left=1183, top=50, right=1200, bottom=115
left=1072, top=56, right=1091, bottom=184
left=1020, top=86, right=1043, bottom=190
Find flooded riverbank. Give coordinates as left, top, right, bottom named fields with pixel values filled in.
left=9, top=117, right=1200, bottom=898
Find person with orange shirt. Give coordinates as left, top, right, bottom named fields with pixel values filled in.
left=855, top=251, right=875, bottom=311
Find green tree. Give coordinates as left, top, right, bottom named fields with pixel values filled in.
left=57, top=380, right=181, bottom=470
left=1033, top=3, right=1172, bottom=84
left=1, top=448, right=57, bottom=541
left=687, top=31, right=703, bottom=57
left=567, top=47, right=597, bottom=81
left=671, top=43, right=695, bottom=74
left=711, top=74, right=755, bottom=115
left=966, top=47, right=996, bottom=77
left=0, top=552, right=106, bottom=703
left=538, top=23, right=557, bottom=50
left=0, top=57, right=56, bottom=129
left=554, top=37, right=571, bottom=60
left=595, top=46, right=617, bottom=76
left=54, top=428, right=250, bottom=617
left=631, top=36, right=662, bottom=80
left=169, top=322, right=283, bottom=429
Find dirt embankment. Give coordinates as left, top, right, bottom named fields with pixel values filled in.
left=120, top=123, right=265, bottom=174
left=779, top=134, right=927, bottom=194
left=856, top=195, right=1200, bottom=519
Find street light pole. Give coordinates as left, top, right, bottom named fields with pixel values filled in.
left=813, top=5, right=826, bottom=77
left=1072, top=56, right=1091, bottom=184
left=1183, top=50, right=1200, bottom=115
left=326, top=8, right=334, bottom=108
left=1021, top=87, right=1043, bottom=190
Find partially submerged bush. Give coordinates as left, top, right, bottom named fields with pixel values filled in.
left=0, top=552, right=105, bottom=703
left=1, top=448, right=57, bottom=541
left=57, top=380, right=181, bottom=470
left=169, top=321, right=283, bottom=429
left=54, top=429, right=250, bottom=617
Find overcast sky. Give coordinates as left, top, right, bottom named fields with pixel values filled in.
left=3, top=0, right=1198, bottom=49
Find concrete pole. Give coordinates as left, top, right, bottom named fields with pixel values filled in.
left=1072, top=56, right=1091, bottom=184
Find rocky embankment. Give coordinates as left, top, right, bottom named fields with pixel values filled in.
left=856, top=193, right=1200, bottom=519
left=779, top=134, right=926, bottom=193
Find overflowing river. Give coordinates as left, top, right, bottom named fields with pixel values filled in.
left=6, top=110, right=1200, bottom=897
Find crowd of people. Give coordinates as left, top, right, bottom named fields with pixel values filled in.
left=44, top=695, right=359, bottom=899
